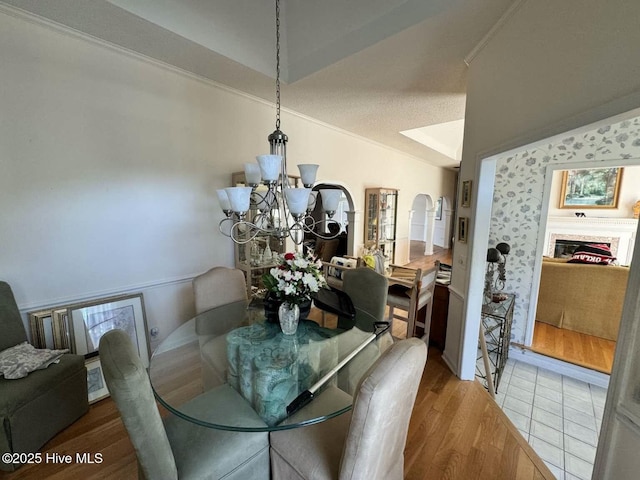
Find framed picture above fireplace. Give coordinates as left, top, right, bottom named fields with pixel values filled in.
left=559, top=167, right=623, bottom=209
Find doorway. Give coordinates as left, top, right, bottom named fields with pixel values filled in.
left=465, top=108, right=640, bottom=480
left=459, top=107, right=640, bottom=384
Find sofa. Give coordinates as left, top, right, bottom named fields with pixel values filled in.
left=0, top=281, right=89, bottom=471
left=535, top=257, right=630, bottom=341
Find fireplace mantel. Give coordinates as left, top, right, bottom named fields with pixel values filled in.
left=544, top=216, right=638, bottom=265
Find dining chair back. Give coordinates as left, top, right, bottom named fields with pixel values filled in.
left=193, top=267, right=248, bottom=389
left=193, top=266, right=247, bottom=315
left=340, top=267, right=388, bottom=332
left=269, top=337, right=428, bottom=480
left=386, top=263, right=437, bottom=339
left=100, top=329, right=177, bottom=479
left=100, top=329, right=269, bottom=480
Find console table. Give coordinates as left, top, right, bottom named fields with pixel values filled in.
left=476, top=293, right=515, bottom=393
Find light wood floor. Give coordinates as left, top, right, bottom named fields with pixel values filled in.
left=529, top=321, right=616, bottom=374
left=3, top=350, right=553, bottom=480
left=407, top=243, right=453, bottom=271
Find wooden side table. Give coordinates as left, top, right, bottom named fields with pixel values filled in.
left=429, top=283, right=450, bottom=350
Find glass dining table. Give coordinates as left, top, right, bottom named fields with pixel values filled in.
left=149, top=303, right=390, bottom=432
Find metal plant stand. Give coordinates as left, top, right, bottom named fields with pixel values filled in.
left=476, top=293, right=515, bottom=394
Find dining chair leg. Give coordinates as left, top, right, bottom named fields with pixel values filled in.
left=406, top=307, right=416, bottom=338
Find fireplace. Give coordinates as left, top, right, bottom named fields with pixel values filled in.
left=543, top=216, right=637, bottom=266
left=553, top=239, right=610, bottom=259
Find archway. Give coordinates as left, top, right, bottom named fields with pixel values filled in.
left=409, top=193, right=453, bottom=261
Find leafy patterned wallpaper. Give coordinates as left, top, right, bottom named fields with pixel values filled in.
left=489, top=116, right=640, bottom=344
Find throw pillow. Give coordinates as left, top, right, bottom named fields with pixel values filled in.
left=568, top=243, right=616, bottom=265
left=0, top=342, right=68, bottom=379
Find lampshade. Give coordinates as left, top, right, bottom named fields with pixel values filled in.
left=284, top=188, right=311, bottom=215
left=298, top=164, right=319, bottom=187
left=225, top=187, right=253, bottom=213
left=244, top=163, right=262, bottom=185
left=257, top=155, right=282, bottom=182
left=319, top=189, right=341, bottom=213
left=216, top=189, right=231, bottom=211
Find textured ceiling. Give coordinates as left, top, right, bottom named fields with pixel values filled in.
left=1, top=0, right=516, bottom=168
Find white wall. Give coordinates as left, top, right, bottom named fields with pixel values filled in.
left=410, top=195, right=427, bottom=241
left=0, top=10, right=456, bottom=350
left=444, top=0, right=640, bottom=378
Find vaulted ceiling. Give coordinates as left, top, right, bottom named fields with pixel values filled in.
left=1, top=0, right=516, bottom=168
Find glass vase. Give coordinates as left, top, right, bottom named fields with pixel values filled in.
left=278, top=302, right=300, bottom=335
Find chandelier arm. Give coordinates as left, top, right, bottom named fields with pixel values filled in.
left=297, top=217, right=343, bottom=240
left=223, top=219, right=275, bottom=245
left=285, top=221, right=305, bottom=246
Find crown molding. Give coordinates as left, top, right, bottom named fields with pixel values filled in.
left=464, top=0, right=529, bottom=67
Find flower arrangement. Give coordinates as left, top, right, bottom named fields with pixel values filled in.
left=262, top=252, right=327, bottom=304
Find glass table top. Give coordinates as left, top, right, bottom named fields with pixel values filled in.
left=149, top=305, right=389, bottom=432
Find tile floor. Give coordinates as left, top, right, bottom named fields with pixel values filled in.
left=489, top=358, right=606, bottom=480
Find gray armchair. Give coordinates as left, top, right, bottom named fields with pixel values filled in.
left=99, top=329, right=270, bottom=480
left=0, top=281, right=88, bottom=472
left=270, top=338, right=428, bottom=479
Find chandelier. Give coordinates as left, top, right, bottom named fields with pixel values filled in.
left=216, top=0, right=341, bottom=246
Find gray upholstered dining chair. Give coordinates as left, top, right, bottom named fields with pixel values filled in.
left=339, top=267, right=388, bottom=332
left=193, top=266, right=248, bottom=315
left=269, top=337, right=428, bottom=479
left=335, top=267, right=393, bottom=393
left=99, top=329, right=270, bottom=480
left=193, top=266, right=248, bottom=389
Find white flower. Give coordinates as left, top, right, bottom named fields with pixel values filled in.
left=264, top=251, right=327, bottom=301
left=303, top=273, right=319, bottom=291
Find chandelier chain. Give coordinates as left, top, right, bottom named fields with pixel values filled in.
left=275, top=0, right=281, bottom=130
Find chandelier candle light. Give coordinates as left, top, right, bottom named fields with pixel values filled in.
left=217, top=0, right=341, bottom=246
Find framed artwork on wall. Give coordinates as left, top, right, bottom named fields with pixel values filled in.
left=461, top=180, right=472, bottom=208
left=458, top=217, right=468, bottom=243
left=559, top=167, right=623, bottom=208
left=435, top=197, right=443, bottom=220
left=68, top=293, right=149, bottom=367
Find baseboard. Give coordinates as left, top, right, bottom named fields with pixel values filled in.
left=509, top=345, right=610, bottom=389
